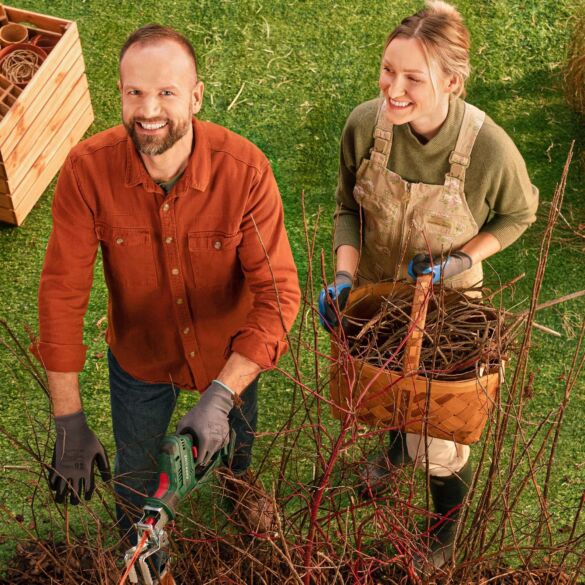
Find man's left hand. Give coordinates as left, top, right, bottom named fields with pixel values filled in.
left=407, top=251, right=472, bottom=284
left=176, top=381, right=233, bottom=466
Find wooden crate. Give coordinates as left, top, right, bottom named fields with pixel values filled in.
left=0, top=4, right=93, bottom=226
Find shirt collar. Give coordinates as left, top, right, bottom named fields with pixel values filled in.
left=402, top=94, right=462, bottom=150
left=124, top=117, right=211, bottom=194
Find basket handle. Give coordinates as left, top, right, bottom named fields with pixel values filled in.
left=402, top=274, right=432, bottom=374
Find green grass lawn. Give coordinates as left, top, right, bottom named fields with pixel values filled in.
left=0, top=0, right=584, bottom=575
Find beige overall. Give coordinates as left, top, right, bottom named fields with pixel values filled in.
left=353, top=99, right=486, bottom=476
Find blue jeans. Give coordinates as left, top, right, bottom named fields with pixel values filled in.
left=108, top=350, right=258, bottom=538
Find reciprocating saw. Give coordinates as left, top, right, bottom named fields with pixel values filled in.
left=123, top=433, right=232, bottom=585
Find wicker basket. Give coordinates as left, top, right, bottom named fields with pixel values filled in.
left=329, top=277, right=500, bottom=445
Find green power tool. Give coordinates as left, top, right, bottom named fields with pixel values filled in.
left=123, top=433, right=232, bottom=584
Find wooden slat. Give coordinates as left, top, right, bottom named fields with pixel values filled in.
left=0, top=21, right=78, bottom=143
left=4, top=5, right=70, bottom=33
left=0, top=176, right=12, bottom=203
left=1, top=45, right=83, bottom=160
left=11, top=87, right=92, bottom=204
left=4, top=63, right=88, bottom=189
left=0, top=94, right=93, bottom=225
left=14, top=98, right=94, bottom=225
left=0, top=205, right=14, bottom=223
left=24, top=25, right=62, bottom=40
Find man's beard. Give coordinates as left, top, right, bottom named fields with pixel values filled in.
left=124, top=116, right=191, bottom=156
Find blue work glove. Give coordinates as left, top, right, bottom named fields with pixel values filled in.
left=407, top=251, right=472, bottom=284
left=49, top=410, right=111, bottom=505
left=318, top=270, right=353, bottom=331
left=176, top=381, right=234, bottom=466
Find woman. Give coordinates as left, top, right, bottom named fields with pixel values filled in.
left=319, top=0, right=538, bottom=571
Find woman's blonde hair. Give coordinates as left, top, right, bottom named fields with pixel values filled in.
left=384, top=1, right=471, bottom=98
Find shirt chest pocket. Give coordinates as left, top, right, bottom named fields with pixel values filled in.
left=188, top=231, right=243, bottom=289
left=96, top=224, right=158, bottom=288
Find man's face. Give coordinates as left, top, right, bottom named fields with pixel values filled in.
left=119, top=40, right=204, bottom=156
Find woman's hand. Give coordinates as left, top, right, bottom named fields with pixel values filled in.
left=408, top=233, right=501, bottom=283
left=408, top=251, right=472, bottom=283
left=318, top=271, right=353, bottom=331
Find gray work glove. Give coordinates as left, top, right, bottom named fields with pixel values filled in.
left=407, top=251, right=473, bottom=284
left=50, top=410, right=111, bottom=505
left=176, top=381, right=233, bottom=466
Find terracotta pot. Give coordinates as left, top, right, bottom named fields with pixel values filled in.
left=30, top=33, right=58, bottom=54
left=0, top=43, right=47, bottom=87
left=0, top=23, right=28, bottom=47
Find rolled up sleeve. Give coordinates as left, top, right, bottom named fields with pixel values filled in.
left=229, top=161, right=300, bottom=369
left=31, top=155, right=98, bottom=372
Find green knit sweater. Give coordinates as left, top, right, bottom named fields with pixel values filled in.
left=334, top=96, right=538, bottom=251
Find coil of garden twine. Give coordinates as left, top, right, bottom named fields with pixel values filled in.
left=0, top=49, right=41, bottom=85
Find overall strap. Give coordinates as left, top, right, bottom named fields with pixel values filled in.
left=445, top=103, right=485, bottom=190
left=370, top=98, right=394, bottom=167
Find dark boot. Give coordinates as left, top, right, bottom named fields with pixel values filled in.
left=415, top=460, right=472, bottom=574
left=359, top=430, right=411, bottom=499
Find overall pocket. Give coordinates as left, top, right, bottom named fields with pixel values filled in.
left=96, top=224, right=158, bottom=288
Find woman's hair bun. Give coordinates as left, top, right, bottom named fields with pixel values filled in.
left=425, top=0, right=462, bottom=19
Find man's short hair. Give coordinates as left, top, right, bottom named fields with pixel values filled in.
left=120, top=24, right=198, bottom=76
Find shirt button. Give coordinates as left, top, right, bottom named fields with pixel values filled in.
left=214, top=240, right=222, bottom=250
left=183, top=327, right=190, bottom=334
left=171, top=268, right=179, bottom=275
left=162, top=203, right=170, bottom=212
left=176, top=298, right=183, bottom=305
left=189, top=351, right=195, bottom=358
left=165, top=236, right=173, bottom=244
left=116, top=238, right=124, bottom=245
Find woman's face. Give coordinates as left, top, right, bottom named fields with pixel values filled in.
left=379, top=37, right=455, bottom=140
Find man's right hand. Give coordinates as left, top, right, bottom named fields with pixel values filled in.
left=176, top=381, right=233, bottom=467
left=50, top=410, right=111, bottom=505
left=318, top=271, right=353, bottom=331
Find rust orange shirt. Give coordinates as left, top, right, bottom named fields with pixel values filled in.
left=33, top=118, right=300, bottom=391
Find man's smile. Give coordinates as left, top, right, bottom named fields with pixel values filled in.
left=136, top=120, right=168, bottom=133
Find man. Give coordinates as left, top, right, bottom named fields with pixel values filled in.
left=33, top=24, right=300, bottom=582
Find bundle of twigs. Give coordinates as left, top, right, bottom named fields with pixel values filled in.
left=0, top=50, right=42, bottom=85
left=345, top=286, right=516, bottom=381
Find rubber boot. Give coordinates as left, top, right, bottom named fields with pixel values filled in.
left=359, top=430, right=411, bottom=499
left=415, top=460, right=472, bottom=574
